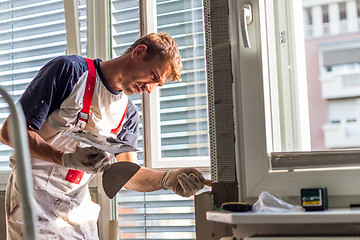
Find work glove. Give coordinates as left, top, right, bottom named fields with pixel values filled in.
left=62, top=146, right=111, bottom=174
left=160, top=167, right=208, bottom=197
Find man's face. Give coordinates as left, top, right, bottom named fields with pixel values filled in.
left=119, top=54, right=172, bottom=96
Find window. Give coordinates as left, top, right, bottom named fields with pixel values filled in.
left=0, top=0, right=67, bottom=174
left=110, top=0, right=210, bottom=169
left=230, top=0, right=360, bottom=200
left=0, top=0, right=210, bottom=239
left=157, top=0, right=209, bottom=167
left=110, top=0, right=210, bottom=175
left=110, top=0, right=210, bottom=239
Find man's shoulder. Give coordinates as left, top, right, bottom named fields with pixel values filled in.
left=38, top=55, right=88, bottom=81
left=127, top=97, right=138, bottom=112
left=125, top=97, right=139, bottom=123
left=49, top=55, right=86, bottom=68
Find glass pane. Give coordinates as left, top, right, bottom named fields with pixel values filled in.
left=267, top=0, right=360, bottom=154
left=0, top=0, right=67, bottom=170
left=157, top=0, right=210, bottom=160
left=79, top=0, right=87, bottom=56
left=110, top=0, right=143, bottom=164
left=117, top=189, right=196, bottom=240
left=303, top=0, right=360, bottom=151
left=111, top=0, right=208, bottom=239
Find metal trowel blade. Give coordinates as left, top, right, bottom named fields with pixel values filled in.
left=62, top=130, right=139, bottom=154
left=102, top=161, right=141, bottom=199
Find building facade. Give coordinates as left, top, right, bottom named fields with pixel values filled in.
left=303, top=0, right=360, bottom=150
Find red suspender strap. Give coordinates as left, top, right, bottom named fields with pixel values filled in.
left=67, top=58, right=128, bottom=184
left=77, top=58, right=97, bottom=127
left=111, top=104, right=128, bottom=134
left=65, top=169, right=84, bottom=184
left=67, top=58, right=96, bottom=184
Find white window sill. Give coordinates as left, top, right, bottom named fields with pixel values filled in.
left=206, top=209, right=360, bottom=225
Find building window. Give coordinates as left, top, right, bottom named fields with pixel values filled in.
left=110, top=0, right=210, bottom=238
left=231, top=0, right=360, bottom=199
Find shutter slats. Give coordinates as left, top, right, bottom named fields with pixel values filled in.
left=119, top=226, right=195, bottom=233
left=116, top=226, right=195, bottom=234
left=0, top=19, right=65, bottom=35
left=0, top=9, right=64, bottom=25
left=0, top=30, right=66, bottom=46
left=161, top=117, right=208, bottom=126
left=0, top=0, right=63, bottom=14
left=118, top=200, right=195, bottom=208
left=0, top=0, right=66, bottom=170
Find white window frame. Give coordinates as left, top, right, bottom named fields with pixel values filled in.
left=81, top=0, right=211, bottom=238
left=63, top=0, right=81, bottom=55
left=140, top=0, right=210, bottom=169
left=81, top=1, right=114, bottom=239
left=231, top=0, right=360, bottom=201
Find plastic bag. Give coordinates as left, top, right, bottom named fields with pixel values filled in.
left=252, top=191, right=305, bottom=213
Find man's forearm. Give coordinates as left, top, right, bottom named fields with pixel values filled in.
left=124, top=167, right=165, bottom=192
left=115, top=152, right=165, bottom=192
left=27, top=130, right=63, bottom=165
left=0, top=116, right=63, bottom=165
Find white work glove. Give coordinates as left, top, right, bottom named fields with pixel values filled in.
left=62, top=146, right=111, bottom=174
left=160, top=167, right=209, bottom=197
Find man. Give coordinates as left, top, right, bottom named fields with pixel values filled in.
left=0, top=32, right=209, bottom=239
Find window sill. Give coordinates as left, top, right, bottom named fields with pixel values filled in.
left=206, top=208, right=360, bottom=224
left=207, top=209, right=360, bottom=238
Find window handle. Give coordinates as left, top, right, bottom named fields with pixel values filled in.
left=240, top=3, right=253, bottom=48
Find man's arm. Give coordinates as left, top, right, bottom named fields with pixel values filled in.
left=0, top=115, right=111, bottom=173
left=116, top=152, right=211, bottom=197
left=0, top=115, right=63, bottom=165
left=116, top=152, right=164, bottom=192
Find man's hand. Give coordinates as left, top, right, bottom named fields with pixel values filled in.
left=62, top=146, right=110, bottom=174
left=160, top=167, right=210, bottom=197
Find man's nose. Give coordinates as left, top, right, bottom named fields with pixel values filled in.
left=145, top=83, right=158, bottom=93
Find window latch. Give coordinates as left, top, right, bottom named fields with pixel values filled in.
left=280, top=31, right=286, bottom=44
left=240, top=4, right=253, bottom=48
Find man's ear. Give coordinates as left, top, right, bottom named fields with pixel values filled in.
left=132, top=45, right=147, bottom=59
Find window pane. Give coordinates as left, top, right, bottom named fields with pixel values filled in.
left=0, top=0, right=67, bottom=170
left=117, top=189, right=196, bottom=240
left=110, top=0, right=143, bottom=164
left=157, top=0, right=210, bottom=160
left=79, top=0, right=87, bottom=56
left=111, top=0, right=208, bottom=239
left=267, top=0, right=360, bottom=154
left=304, top=0, right=360, bottom=151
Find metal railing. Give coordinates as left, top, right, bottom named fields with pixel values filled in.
left=0, top=87, right=38, bottom=240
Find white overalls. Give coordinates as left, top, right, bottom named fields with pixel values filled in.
left=5, top=59, right=128, bottom=240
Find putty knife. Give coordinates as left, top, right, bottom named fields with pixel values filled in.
left=102, top=161, right=140, bottom=198
left=62, top=130, right=141, bottom=198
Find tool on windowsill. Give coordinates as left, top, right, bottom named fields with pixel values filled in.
left=301, top=187, right=328, bottom=211
left=221, top=202, right=253, bottom=212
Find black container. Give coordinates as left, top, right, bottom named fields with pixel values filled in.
left=301, top=187, right=328, bottom=211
